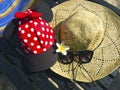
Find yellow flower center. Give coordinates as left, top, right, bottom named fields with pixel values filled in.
left=59, top=45, right=66, bottom=52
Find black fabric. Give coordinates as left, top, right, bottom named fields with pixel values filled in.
left=90, top=0, right=120, bottom=16
left=33, top=0, right=53, bottom=22
left=0, top=53, right=36, bottom=90
left=0, top=38, right=23, bottom=67
left=44, top=0, right=67, bottom=8
left=3, top=19, right=19, bottom=40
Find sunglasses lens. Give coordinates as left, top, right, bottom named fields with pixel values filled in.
left=79, top=50, right=93, bottom=63
left=58, top=50, right=93, bottom=64
left=58, top=52, right=74, bottom=64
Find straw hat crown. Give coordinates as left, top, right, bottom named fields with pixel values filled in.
left=59, top=11, right=104, bottom=51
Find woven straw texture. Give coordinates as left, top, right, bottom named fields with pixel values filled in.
left=50, top=0, right=120, bottom=82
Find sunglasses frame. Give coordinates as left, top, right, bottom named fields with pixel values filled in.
left=58, top=50, right=94, bottom=65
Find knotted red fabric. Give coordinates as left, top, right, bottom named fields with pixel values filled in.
left=15, top=9, right=55, bottom=54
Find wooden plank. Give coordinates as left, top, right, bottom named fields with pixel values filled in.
left=0, top=73, right=17, bottom=90
left=0, top=54, right=37, bottom=90
left=50, top=77, right=67, bottom=90
left=108, top=70, right=120, bottom=90
left=79, top=82, right=104, bottom=90
left=109, top=69, right=119, bottom=78
left=48, top=77, right=60, bottom=89
left=78, top=82, right=92, bottom=90
left=98, top=76, right=113, bottom=88
left=29, top=72, right=60, bottom=90
left=88, top=84, right=103, bottom=90
left=73, top=81, right=85, bottom=90
left=45, top=69, right=84, bottom=90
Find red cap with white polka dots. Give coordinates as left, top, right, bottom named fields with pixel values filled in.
left=15, top=9, right=55, bottom=54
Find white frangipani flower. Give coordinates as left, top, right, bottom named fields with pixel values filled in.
left=56, top=41, right=70, bottom=55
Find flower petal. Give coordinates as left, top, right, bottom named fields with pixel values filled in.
left=56, top=49, right=60, bottom=52
left=62, top=51, right=67, bottom=55
left=65, top=46, right=70, bottom=50
left=56, top=41, right=70, bottom=55
left=56, top=43, right=60, bottom=47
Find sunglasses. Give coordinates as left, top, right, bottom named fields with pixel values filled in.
left=58, top=50, right=94, bottom=64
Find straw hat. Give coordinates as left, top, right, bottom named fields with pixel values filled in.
left=50, top=0, right=120, bottom=82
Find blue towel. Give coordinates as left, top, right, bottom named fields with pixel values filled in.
left=0, top=0, right=34, bottom=35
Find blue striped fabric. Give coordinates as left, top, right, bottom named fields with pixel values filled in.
left=0, top=0, right=34, bottom=35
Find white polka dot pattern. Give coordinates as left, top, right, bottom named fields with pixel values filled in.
left=25, top=24, right=29, bottom=28
left=37, top=31, right=41, bottom=35
left=34, top=37, right=37, bottom=41
left=27, top=33, right=31, bottom=37
left=18, top=12, right=55, bottom=54
left=21, top=30, right=25, bottom=34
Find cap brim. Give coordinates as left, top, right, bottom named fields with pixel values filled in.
left=0, top=35, right=57, bottom=72
left=23, top=46, right=57, bottom=72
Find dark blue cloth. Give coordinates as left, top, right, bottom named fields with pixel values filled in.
left=0, top=52, right=35, bottom=90
left=0, top=0, right=33, bottom=35
left=44, top=0, right=67, bottom=7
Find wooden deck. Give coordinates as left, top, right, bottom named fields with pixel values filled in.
left=0, top=68, right=119, bottom=90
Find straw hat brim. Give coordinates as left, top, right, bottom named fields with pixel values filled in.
left=50, top=0, right=120, bottom=82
